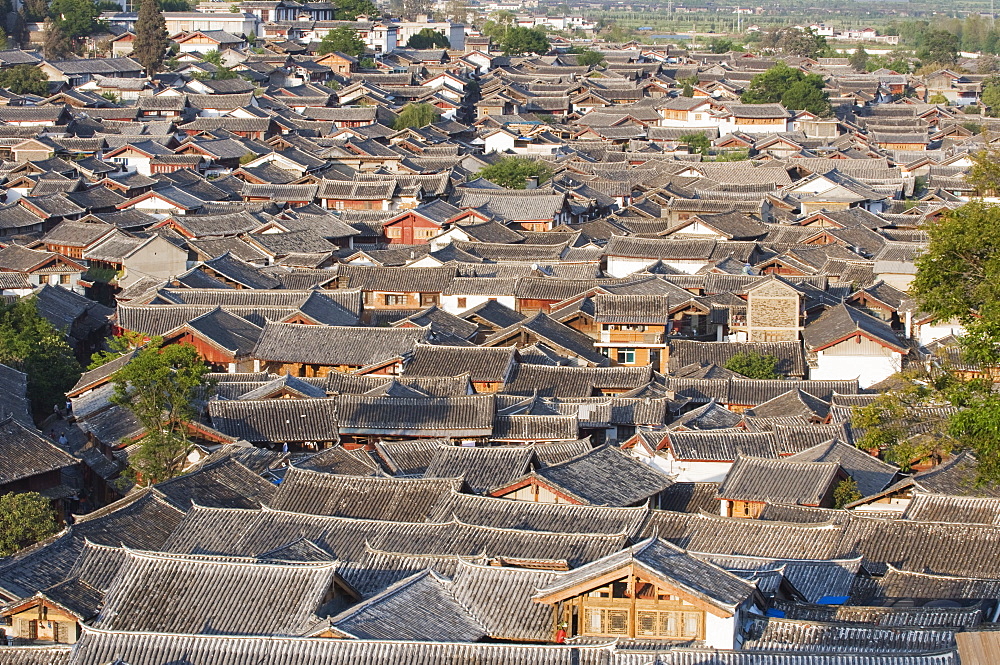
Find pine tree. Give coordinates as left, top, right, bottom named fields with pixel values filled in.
left=132, top=0, right=168, bottom=76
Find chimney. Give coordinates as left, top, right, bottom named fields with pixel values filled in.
left=526, top=176, right=539, bottom=189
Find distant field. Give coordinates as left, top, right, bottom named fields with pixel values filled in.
left=560, top=0, right=1000, bottom=38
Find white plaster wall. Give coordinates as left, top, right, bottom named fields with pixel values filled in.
left=810, top=350, right=902, bottom=388
left=703, top=612, right=736, bottom=650
left=440, top=293, right=516, bottom=314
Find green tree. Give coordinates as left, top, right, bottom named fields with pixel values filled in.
left=907, top=202, right=1000, bottom=484
left=201, top=49, right=223, bottom=65
left=0, top=298, right=80, bottom=418
left=132, top=0, right=168, bottom=76
left=0, top=64, right=49, bottom=95
left=912, top=202, right=1000, bottom=366
left=741, top=62, right=830, bottom=116
left=928, top=92, right=948, bottom=104
left=573, top=48, right=605, bottom=67
left=708, top=37, right=738, bottom=54
left=723, top=351, right=783, bottom=379
left=21, top=0, right=47, bottom=22
left=833, top=478, right=862, bottom=508
left=851, top=373, right=953, bottom=470
left=741, top=62, right=806, bottom=104
left=781, top=79, right=832, bottom=116
left=210, top=65, right=239, bottom=80
left=89, top=330, right=146, bottom=369
left=0, top=493, right=59, bottom=556
left=499, top=26, right=549, bottom=56
left=917, top=29, right=959, bottom=66
left=42, top=18, right=72, bottom=59
left=476, top=156, right=553, bottom=189
left=406, top=27, right=450, bottom=49
left=392, top=102, right=439, bottom=129
left=849, top=46, right=868, bottom=72
left=887, top=57, right=910, bottom=74
left=982, top=78, right=1000, bottom=117
left=49, top=0, right=99, bottom=41
left=759, top=26, right=829, bottom=58
left=740, top=62, right=822, bottom=104
left=681, top=82, right=694, bottom=97
left=680, top=131, right=710, bottom=156
left=481, top=9, right=514, bottom=40
left=332, top=0, right=376, bottom=19
left=110, top=339, right=213, bottom=483
left=317, top=26, right=366, bottom=57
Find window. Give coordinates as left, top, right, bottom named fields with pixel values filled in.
left=585, top=607, right=629, bottom=636
left=457, top=297, right=467, bottom=309
left=617, top=348, right=636, bottom=364
left=636, top=610, right=701, bottom=639
left=415, top=228, right=436, bottom=239
left=384, top=294, right=407, bottom=306
left=386, top=227, right=402, bottom=238
left=59, top=274, right=70, bottom=285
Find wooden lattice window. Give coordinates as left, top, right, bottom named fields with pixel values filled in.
left=636, top=610, right=701, bottom=639
left=584, top=607, right=629, bottom=636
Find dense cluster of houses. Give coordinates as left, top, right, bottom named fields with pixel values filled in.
left=0, top=23, right=997, bottom=665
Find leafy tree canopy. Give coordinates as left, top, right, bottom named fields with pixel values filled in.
left=781, top=78, right=832, bottom=117
left=317, top=26, right=366, bottom=57
left=201, top=49, right=223, bottom=65
left=981, top=77, right=1000, bottom=117
left=0, top=493, right=58, bottom=556
left=833, top=478, right=862, bottom=508
left=332, top=0, right=376, bottom=19
left=475, top=156, right=553, bottom=189
left=110, top=339, right=213, bottom=483
left=570, top=47, right=605, bottom=67
left=481, top=10, right=514, bottom=39
left=0, top=64, right=49, bottom=95
left=680, top=131, right=710, bottom=156
left=741, top=62, right=831, bottom=116
left=917, top=28, right=959, bottom=66
left=851, top=372, right=954, bottom=471
left=741, top=62, right=806, bottom=104
left=49, top=0, right=100, bottom=40
left=707, top=37, right=739, bottom=54
left=891, top=200, right=1000, bottom=485
left=0, top=298, right=80, bottom=418
left=499, top=26, right=549, bottom=56
left=758, top=26, right=831, bottom=58
left=406, top=27, right=449, bottom=49
left=723, top=351, right=783, bottom=380
left=912, top=201, right=1000, bottom=366
left=392, top=102, right=439, bottom=130
left=22, top=0, right=48, bottom=23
